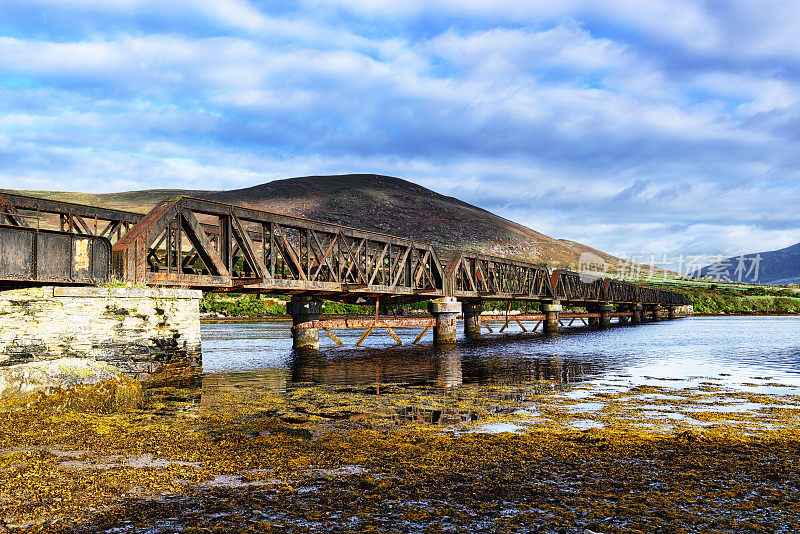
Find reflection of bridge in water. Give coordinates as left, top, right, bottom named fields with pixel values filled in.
left=199, top=343, right=596, bottom=424
left=202, top=342, right=597, bottom=392
left=1, top=192, right=690, bottom=352
left=291, top=347, right=594, bottom=388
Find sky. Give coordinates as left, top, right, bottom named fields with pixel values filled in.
left=1, top=0, right=799, bottom=265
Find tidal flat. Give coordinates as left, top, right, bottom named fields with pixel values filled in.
left=4, top=316, right=800, bottom=533
left=2, top=376, right=800, bottom=534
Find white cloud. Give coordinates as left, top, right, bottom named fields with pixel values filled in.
left=305, top=0, right=722, bottom=50
left=427, top=24, right=627, bottom=77
left=24, top=0, right=279, bottom=34
left=693, top=73, right=800, bottom=116
left=2, top=0, right=800, bottom=260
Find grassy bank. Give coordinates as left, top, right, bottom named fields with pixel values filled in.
left=652, top=282, right=800, bottom=315
left=200, top=293, right=539, bottom=318
left=200, top=294, right=377, bottom=317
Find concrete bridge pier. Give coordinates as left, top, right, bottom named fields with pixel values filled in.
left=462, top=300, right=483, bottom=339
left=287, top=296, right=324, bottom=350
left=599, top=304, right=614, bottom=329
left=429, top=297, right=462, bottom=345
left=631, top=304, right=643, bottom=324
left=542, top=302, right=562, bottom=335
left=667, top=307, right=676, bottom=320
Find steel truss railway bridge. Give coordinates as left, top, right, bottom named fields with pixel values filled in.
left=0, top=193, right=690, bottom=348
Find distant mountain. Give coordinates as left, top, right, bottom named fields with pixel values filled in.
left=695, top=242, right=800, bottom=285
left=5, top=173, right=658, bottom=274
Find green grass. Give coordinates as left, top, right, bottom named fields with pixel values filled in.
left=687, top=293, right=800, bottom=314
left=101, top=279, right=128, bottom=288
left=646, top=281, right=800, bottom=314
left=201, top=294, right=401, bottom=317
left=201, top=294, right=287, bottom=316
left=635, top=274, right=799, bottom=293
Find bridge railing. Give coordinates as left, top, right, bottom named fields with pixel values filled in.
left=657, top=288, right=690, bottom=306
left=548, top=270, right=689, bottom=306
left=607, top=279, right=639, bottom=302
left=445, top=252, right=552, bottom=299
left=552, top=270, right=600, bottom=301
left=638, top=286, right=659, bottom=304
left=112, top=196, right=446, bottom=297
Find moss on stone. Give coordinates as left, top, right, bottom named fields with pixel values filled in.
left=1, top=376, right=144, bottom=413
left=0, top=358, right=143, bottom=413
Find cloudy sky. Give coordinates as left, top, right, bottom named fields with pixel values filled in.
left=1, top=1, right=799, bottom=263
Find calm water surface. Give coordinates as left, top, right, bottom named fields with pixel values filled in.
left=200, top=316, right=800, bottom=394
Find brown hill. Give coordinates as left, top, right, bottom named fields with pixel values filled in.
left=6, top=174, right=638, bottom=272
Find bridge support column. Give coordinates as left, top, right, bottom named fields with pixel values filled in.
left=542, top=302, right=562, bottom=335
left=650, top=306, right=661, bottom=322
left=617, top=313, right=629, bottom=324
left=429, top=297, right=462, bottom=345
left=599, top=304, right=613, bottom=329
left=667, top=307, right=676, bottom=320
left=585, top=305, right=598, bottom=327
left=631, top=304, right=643, bottom=324
left=287, top=296, right=324, bottom=350
left=462, top=300, right=483, bottom=339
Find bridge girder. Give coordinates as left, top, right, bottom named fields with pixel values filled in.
left=0, top=193, right=691, bottom=307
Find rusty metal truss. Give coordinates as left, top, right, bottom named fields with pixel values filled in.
left=552, top=270, right=596, bottom=301
left=445, top=252, right=552, bottom=299
left=549, top=271, right=654, bottom=304
left=0, top=193, right=691, bottom=306
left=112, top=196, right=445, bottom=299
left=0, top=193, right=141, bottom=244
left=657, top=289, right=687, bottom=306
left=0, top=193, right=140, bottom=285
left=606, top=279, right=640, bottom=302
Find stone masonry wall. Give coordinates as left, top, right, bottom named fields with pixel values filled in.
left=0, top=286, right=202, bottom=381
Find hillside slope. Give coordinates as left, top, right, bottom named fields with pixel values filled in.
left=696, top=242, right=800, bottom=285
left=6, top=174, right=637, bottom=271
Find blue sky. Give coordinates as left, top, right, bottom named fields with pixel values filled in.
left=1, top=0, right=799, bottom=261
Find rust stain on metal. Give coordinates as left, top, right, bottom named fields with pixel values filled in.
left=317, top=316, right=435, bottom=329
left=0, top=225, right=111, bottom=285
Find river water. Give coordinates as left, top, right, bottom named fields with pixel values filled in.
left=200, top=316, right=800, bottom=395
